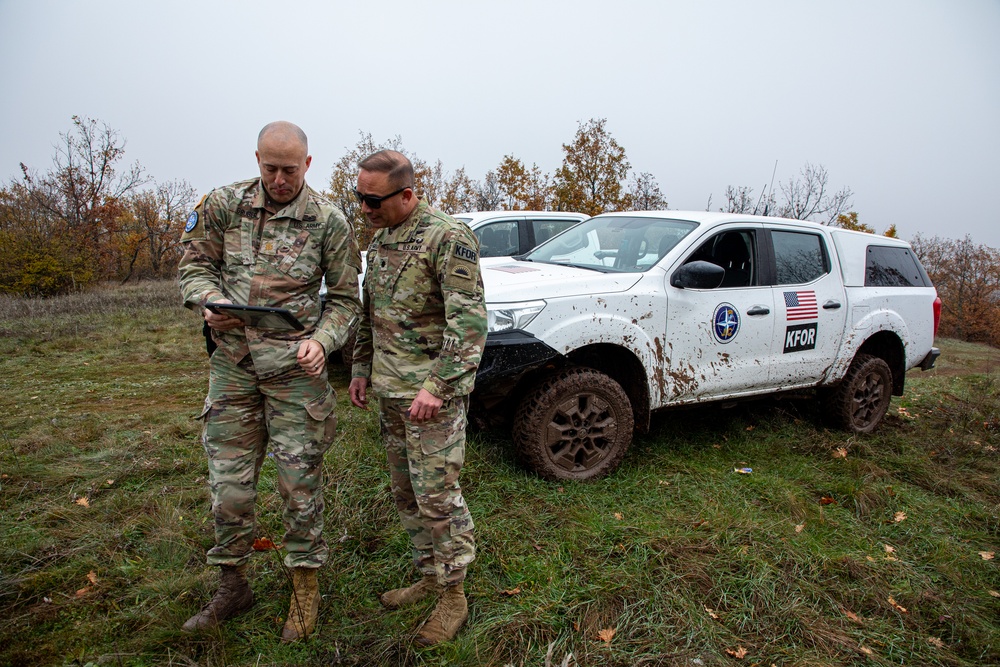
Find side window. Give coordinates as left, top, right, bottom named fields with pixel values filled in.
left=532, top=219, right=579, bottom=246
left=685, top=230, right=756, bottom=288
left=865, top=246, right=931, bottom=287
left=475, top=222, right=518, bottom=257
left=772, top=231, right=827, bottom=285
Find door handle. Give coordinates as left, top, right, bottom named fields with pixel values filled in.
left=822, top=300, right=842, bottom=310
left=746, top=305, right=770, bottom=316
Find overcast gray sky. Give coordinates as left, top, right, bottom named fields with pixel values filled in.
left=2, top=0, right=998, bottom=246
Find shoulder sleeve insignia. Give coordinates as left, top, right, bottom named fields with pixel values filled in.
left=453, top=243, right=477, bottom=263
left=181, top=193, right=210, bottom=242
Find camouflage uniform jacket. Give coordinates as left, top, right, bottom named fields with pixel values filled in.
left=178, top=178, right=362, bottom=379
left=352, top=198, right=487, bottom=400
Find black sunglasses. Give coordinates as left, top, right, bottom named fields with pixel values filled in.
left=353, top=186, right=409, bottom=209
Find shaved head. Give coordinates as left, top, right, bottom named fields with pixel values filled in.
left=256, top=121, right=311, bottom=204
left=258, top=121, right=308, bottom=153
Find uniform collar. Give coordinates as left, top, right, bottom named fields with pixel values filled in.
left=250, top=179, right=311, bottom=221
left=384, top=197, right=428, bottom=243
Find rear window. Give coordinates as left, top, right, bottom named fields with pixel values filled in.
left=865, top=246, right=932, bottom=287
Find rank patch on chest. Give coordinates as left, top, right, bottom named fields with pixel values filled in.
left=454, top=244, right=477, bottom=263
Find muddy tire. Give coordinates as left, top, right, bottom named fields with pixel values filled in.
left=513, top=367, right=634, bottom=481
left=829, top=354, right=892, bottom=433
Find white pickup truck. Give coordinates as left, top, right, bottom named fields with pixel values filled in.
left=471, top=211, right=941, bottom=480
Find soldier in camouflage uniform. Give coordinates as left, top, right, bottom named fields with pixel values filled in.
left=348, top=150, right=487, bottom=646
left=177, top=121, right=361, bottom=641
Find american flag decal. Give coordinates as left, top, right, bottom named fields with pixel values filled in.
left=784, top=290, right=818, bottom=321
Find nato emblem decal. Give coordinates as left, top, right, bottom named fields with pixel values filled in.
left=713, top=303, right=740, bottom=343
left=185, top=211, right=198, bottom=232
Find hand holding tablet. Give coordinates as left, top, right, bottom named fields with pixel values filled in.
left=205, top=303, right=305, bottom=331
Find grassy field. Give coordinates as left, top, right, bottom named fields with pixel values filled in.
left=0, top=281, right=998, bottom=667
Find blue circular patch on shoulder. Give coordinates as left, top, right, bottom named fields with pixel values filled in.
left=713, top=303, right=740, bottom=343
left=185, top=211, right=198, bottom=232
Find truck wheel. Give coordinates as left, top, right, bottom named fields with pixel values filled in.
left=830, top=354, right=892, bottom=433
left=514, top=367, right=634, bottom=481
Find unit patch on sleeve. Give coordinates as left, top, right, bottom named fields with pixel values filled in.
left=443, top=242, right=480, bottom=293
left=453, top=243, right=478, bottom=263
left=783, top=322, right=817, bottom=353
left=181, top=193, right=209, bottom=242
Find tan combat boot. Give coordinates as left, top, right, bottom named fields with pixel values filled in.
left=415, top=582, right=468, bottom=646
left=181, top=564, right=254, bottom=633
left=280, top=567, right=320, bottom=642
left=380, top=574, right=438, bottom=609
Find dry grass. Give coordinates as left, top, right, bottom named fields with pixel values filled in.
left=1, top=281, right=998, bottom=666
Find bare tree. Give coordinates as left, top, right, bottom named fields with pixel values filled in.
left=472, top=171, right=504, bottom=212
left=776, top=163, right=853, bottom=224
left=627, top=172, right=668, bottom=211
left=439, top=167, right=477, bottom=214
left=20, top=115, right=147, bottom=249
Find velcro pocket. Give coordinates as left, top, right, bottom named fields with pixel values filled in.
left=305, top=387, right=336, bottom=421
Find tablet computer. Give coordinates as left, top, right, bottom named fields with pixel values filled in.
left=206, top=303, right=305, bottom=331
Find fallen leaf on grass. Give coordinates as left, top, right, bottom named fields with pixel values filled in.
left=844, top=610, right=863, bottom=623
left=724, top=646, right=748, bottom=659
left=596, top=627, right=615, bottom=643
left=979, top=551, right=995, bottom=561
left=989, top=590, right=1000, bottom=598
left=794, top=523, right=805, bottom=533
left=927, top=637, right=945, bottom=648
left=894, top=511, right=907, bottom=523
left=884, top=544, right=896, bottom=554
left=74, top=497, right=90, bottom=508
left=252, top=537, right=279, bottom=551
left=819, top=495, right=836, bottom=506
left=613, top=512, right=624, bottom=520
left=86, top=571, right=98, bottom=585
left=75, top=587, right=91, bottom=597
left=704, top=606, right=719, bottom=619
left=692, top=520, right=710, bottom=529
left=888, top=596, right=908, bottom=613
left=502, top=586, right=521, bottom=596
left=859, top=646, right=874, bottom=656
left=832, top=447, right=848, bottom=459
left=106, top=479, right=114, bottom=486
left=745, top=425, right=754, bottom=431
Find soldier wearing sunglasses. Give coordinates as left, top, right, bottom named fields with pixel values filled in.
left=348, top=150, right=487, bottom=646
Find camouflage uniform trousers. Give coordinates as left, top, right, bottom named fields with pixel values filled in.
left=199, top=351, right=338, bottom=569
left=379, top=396, right=475, bottom=586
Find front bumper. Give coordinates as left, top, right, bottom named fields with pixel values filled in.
left=475, top=330, right=561, bottom=388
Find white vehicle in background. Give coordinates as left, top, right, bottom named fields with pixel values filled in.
left=471, top=211, right=941, bottom=481
left=323, top=210, right=588, bottom=362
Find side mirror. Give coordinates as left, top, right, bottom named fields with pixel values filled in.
left=670, top=260, right=725, bottom=289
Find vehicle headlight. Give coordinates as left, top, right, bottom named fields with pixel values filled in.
left=487, top=301, right=545, bottom=333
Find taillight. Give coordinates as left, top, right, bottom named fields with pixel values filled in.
left=932, top=296, right=941, bottom=337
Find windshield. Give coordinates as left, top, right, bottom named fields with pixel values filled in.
left=524, top=215, right=698, bottom=272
